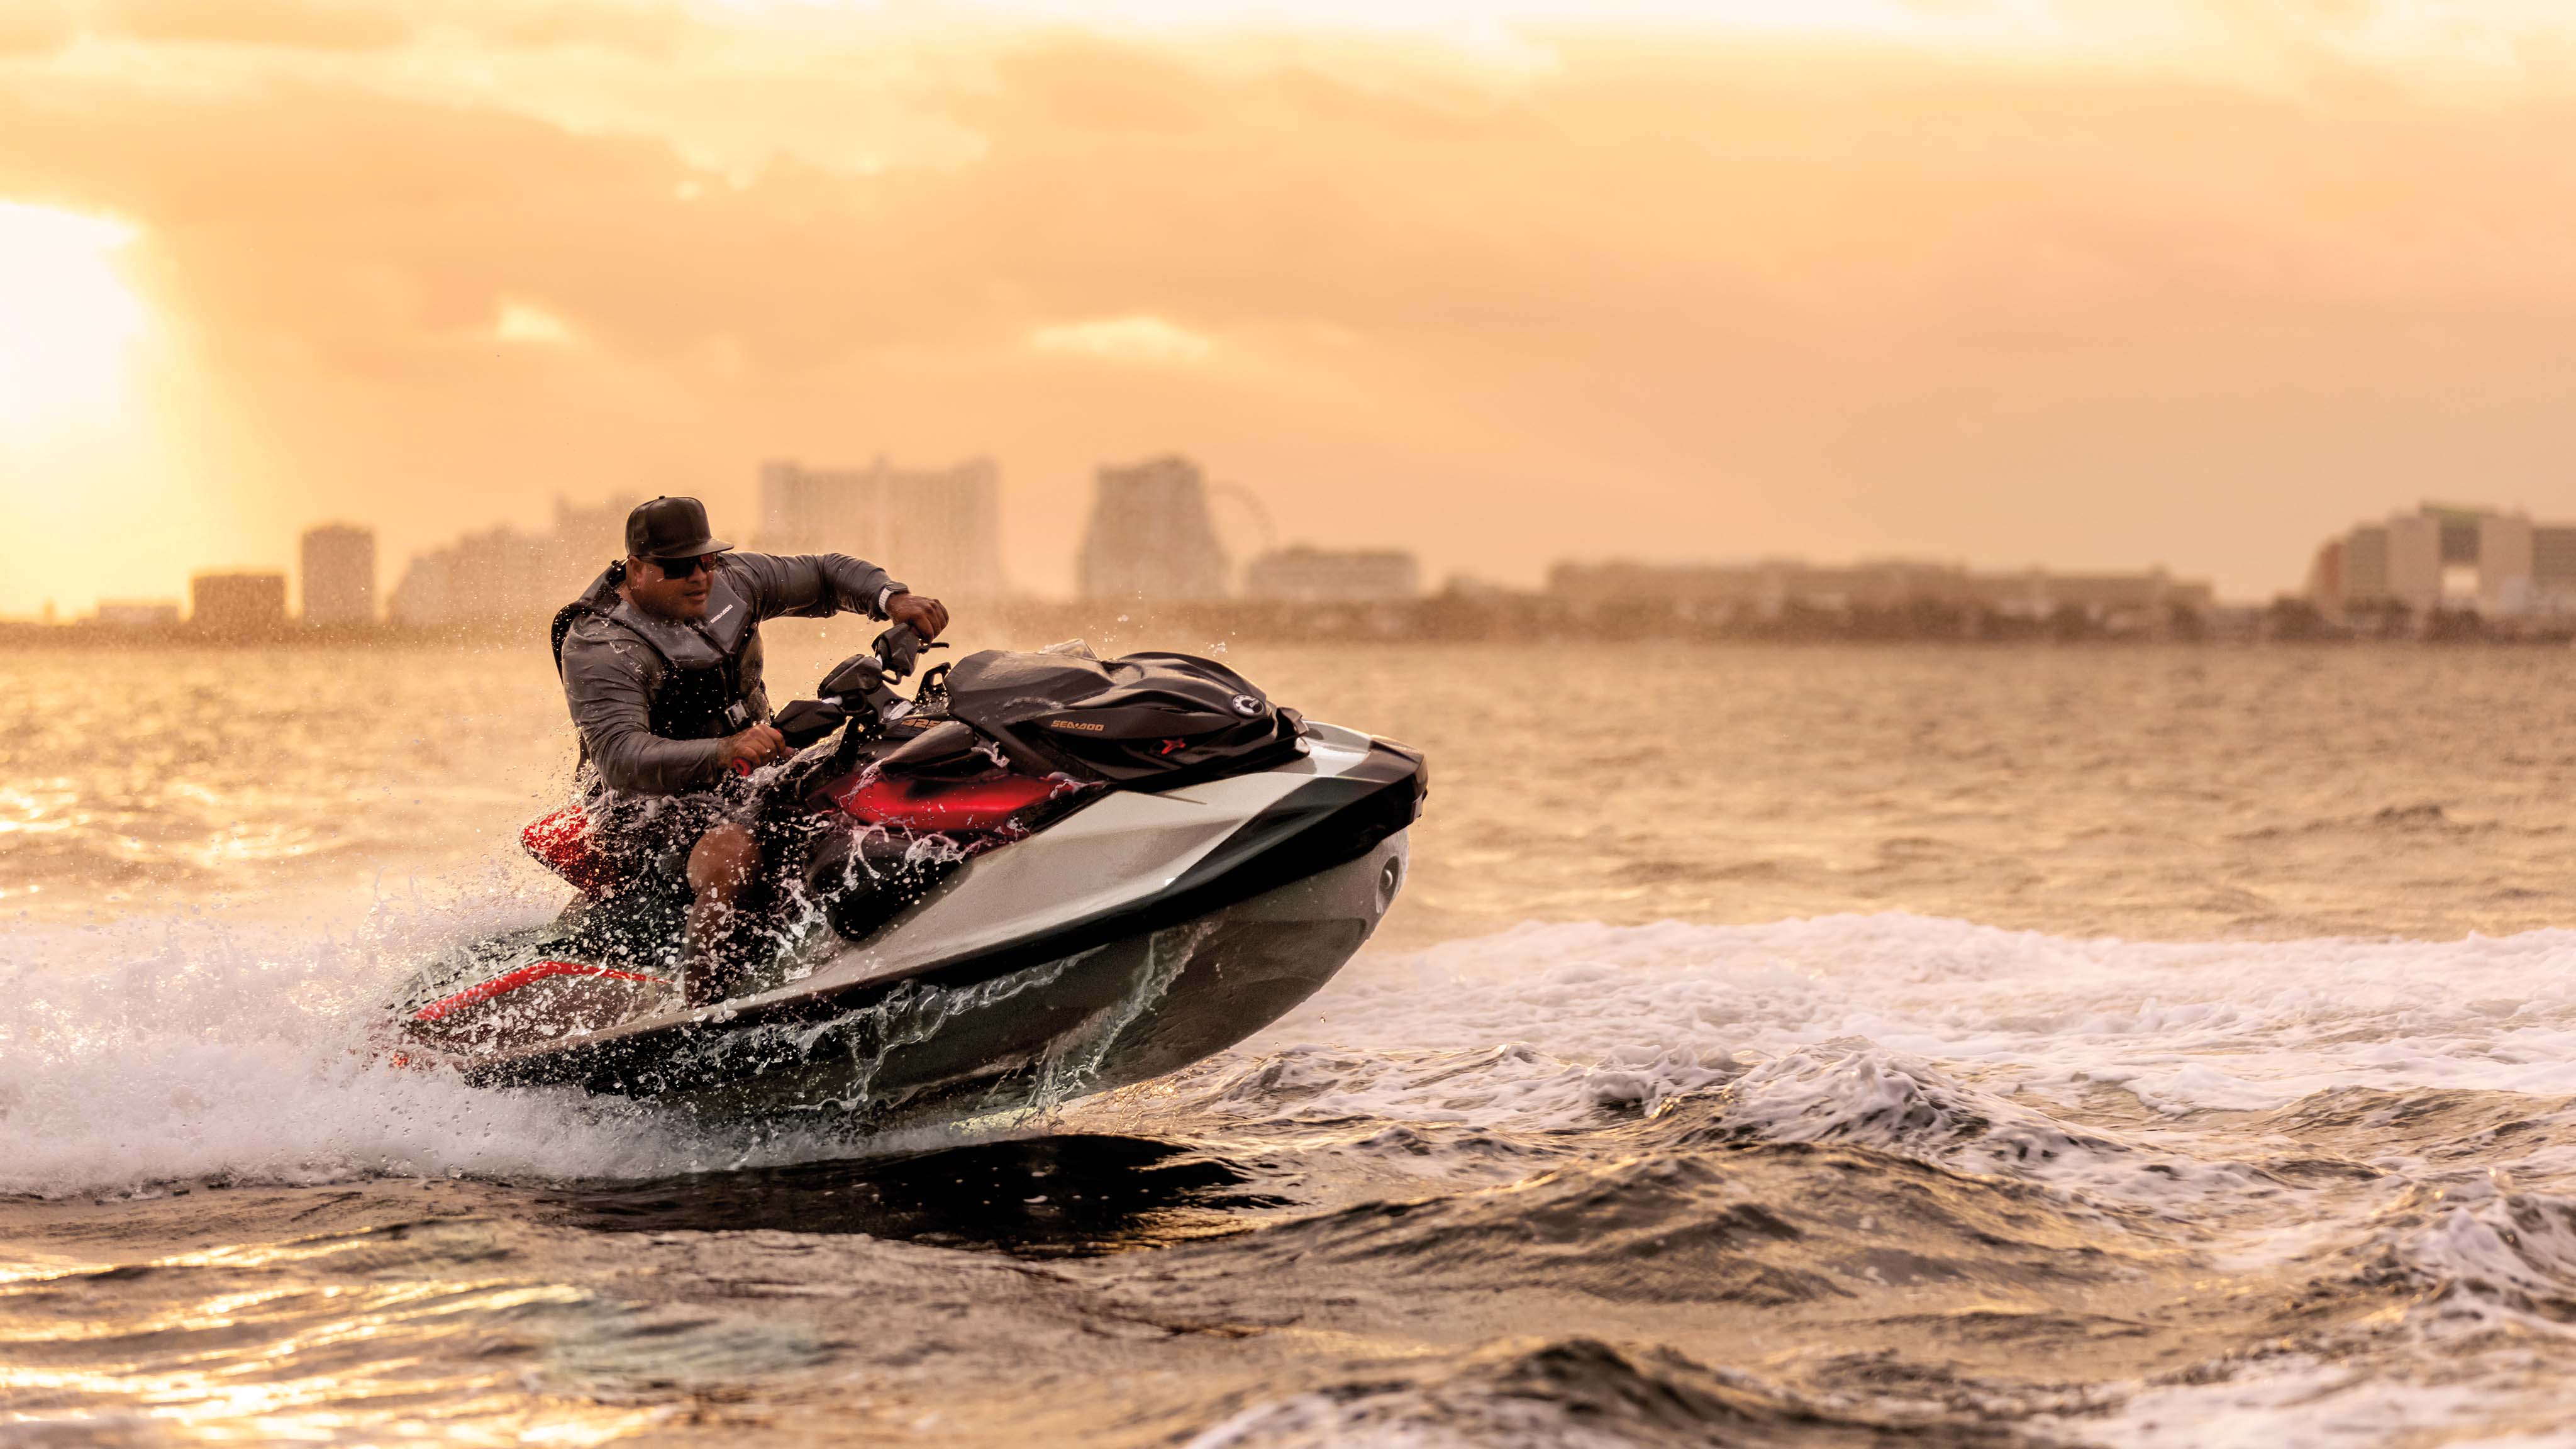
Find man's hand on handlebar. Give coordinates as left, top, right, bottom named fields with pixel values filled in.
left=717, top=723, right=789, bottom=774
left=887, top=592, right=948, bottom=642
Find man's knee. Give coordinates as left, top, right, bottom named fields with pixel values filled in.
left=687, top=823, right=759, bottom=896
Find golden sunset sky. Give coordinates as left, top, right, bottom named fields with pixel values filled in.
left=6, top=0, right=2576, bottom=612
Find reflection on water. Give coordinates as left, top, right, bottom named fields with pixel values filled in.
left=0, top=643, right=572, bottom=911
left=542, top=1135, right=1277, bottom=1254
left=0, top=1209, right=679, bottom=1446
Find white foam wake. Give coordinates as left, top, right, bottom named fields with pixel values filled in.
left=0, top=889, right=719, bottom=1195
left=13, top=905, right=2576, bottom=1197
left=1222, top=915, right=2576, bottom=1132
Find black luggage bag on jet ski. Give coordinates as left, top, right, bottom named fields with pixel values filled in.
left=940, top=648, right=1308, bottom=787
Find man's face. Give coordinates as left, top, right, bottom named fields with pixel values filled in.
left=626, top=553, right=716, bottom=619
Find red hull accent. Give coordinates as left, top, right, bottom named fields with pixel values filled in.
left=827, top=773, right=1065, bottom=833
left=412, top=959, right=668, bottom=1023
left=521, top=807, right=623, bottom=894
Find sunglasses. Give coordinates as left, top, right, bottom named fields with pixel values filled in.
left=657, top=555, right=714, bottom=580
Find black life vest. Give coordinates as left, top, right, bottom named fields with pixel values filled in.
left=552, top=567, right=760, bottom=743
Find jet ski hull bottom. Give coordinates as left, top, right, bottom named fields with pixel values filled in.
left=435, top=831, right=1407, bottom=1126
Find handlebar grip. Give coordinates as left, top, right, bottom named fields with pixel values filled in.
left=874, top=623, right=923, bottom=679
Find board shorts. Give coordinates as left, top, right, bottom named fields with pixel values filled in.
left=584, top=783, right=760, bottom=880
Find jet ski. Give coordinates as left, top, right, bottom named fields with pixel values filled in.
left=389, top=629, right=1425, bottom=1127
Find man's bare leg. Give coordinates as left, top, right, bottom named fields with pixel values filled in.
left=682, top=822, right=760, bottom=1007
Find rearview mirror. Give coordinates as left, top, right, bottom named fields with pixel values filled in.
left=818, top=652, right=885, bottom=699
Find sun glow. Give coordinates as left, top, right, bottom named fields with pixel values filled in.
left=0, top=202, right=148, bottom=433
left=0, top=199, right=230, bottom=621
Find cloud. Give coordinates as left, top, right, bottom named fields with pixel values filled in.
left=1026, top=314, right=1214, bottom=365
left=492, top=298, right=580, bottom=347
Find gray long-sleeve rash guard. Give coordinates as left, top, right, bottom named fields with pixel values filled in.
left=558, top=550, right=901, bottom=798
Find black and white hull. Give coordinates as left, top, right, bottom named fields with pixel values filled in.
left=394, top=715, right=1423, bottom=1125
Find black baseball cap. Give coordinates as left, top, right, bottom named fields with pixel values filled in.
left=625, top=496, right=733, bottom=560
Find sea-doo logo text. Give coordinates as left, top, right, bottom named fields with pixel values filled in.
left=1230, top=694, right=1262, bottom=718
left=1046, top=719, right=1106, bottom=732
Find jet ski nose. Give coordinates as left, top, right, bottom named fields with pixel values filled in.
left=1372, top=735, right=1428, bottom=801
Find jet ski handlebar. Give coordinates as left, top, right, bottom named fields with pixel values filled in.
left=821, top=623, right=943, bottom=694
left=774, top=625, right=950, bottom=751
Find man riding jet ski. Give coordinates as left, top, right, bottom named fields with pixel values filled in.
left=389, top=495, right=1426, bottom=1125
left=555, top=495, right=950, bottom=1006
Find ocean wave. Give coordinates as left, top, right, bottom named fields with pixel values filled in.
left=1181, top=1136, right=2152, bottom=1310
left=1181, top=1338, right=1849, bottom=1449
left=1196, top=916, right=2576, bottom=1136
left=1182, top=1336, right=2068, bottom=1449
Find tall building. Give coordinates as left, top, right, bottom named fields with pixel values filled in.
left=2342, top=525, right=2391, bottom=605
left=299, top=523, right=377, bottom=625
left=2385, top=512, right=2445, bottom=609
left=1077, top=455, right=1230, bottom=601
left=1245, top=547, right=1421, bottom=602
left=2479, top=513, right=2536, bottom=615
left=2309, top=503, right=2576, bottom=619
left=2304, top=538, right=2344, bottom=607
left=2536, top=527, right=2576, bottom=603
left=191, top=572, right=287, bottom=635
left=757, top=457, right=1006, bottom=597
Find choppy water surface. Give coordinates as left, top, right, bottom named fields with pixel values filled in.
left=10, top=634, right=2576, bottom=1445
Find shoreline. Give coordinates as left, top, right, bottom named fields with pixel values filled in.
left=0, top=596, right=2561, bottom=648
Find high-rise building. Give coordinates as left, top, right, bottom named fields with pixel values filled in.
left=757, top=457, right=1006, bottom=597
left=1076, top=455, right=1230, bottom=601
left=1245, top=547, right=1421, bottom=602
left=2307, top=503, right=2576, bottom=618
left=2343, top=526, right=2391, bottom=604
left=2479, top=513, right=2536, bottom=615
left=2384, top=513, right=2445, bottom=609
left=2535, top=527, right=2576, bottom=608
left=191, top=572, right=287, bottom=635
left=299, top=523, right=377, bottom=625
